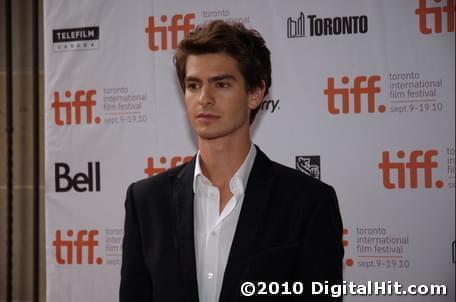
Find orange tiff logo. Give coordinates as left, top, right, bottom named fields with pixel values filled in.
left=416, top=0, right=455, bottom=34
left=52, top=229, right=103, bottom=265
left=378, top=150, right=443, bottom=189
left=145, top=13, right=196, bottom=51
left=144, top=155, right=193, bottom=176
left=342, top=228, right=353, bottom=267
left=324, top=75, right=384, bottom=114
left=51, top=90, right=101, bottom=126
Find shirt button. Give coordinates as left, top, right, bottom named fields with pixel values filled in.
left=208, top=273, right=214, bottom=279
left=211, top=231, right=216, bottom=236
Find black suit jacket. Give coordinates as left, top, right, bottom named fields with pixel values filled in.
left=120, top=147, right=343, bottom=301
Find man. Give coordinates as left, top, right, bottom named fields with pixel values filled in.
left=120, top=20, right=343, bottom=301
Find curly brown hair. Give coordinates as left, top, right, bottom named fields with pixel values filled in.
left=174, top=20, right=272, bottom=124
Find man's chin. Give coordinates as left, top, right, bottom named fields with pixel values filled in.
left=194, top=128, right=228, bottom=141
left=196, top=132, right=224, bottom=140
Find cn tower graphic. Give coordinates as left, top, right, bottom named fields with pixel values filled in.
left=287, top=12, right=305, bottom=38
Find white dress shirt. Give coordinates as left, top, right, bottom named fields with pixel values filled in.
left=193, top=144, right=257, bottom=302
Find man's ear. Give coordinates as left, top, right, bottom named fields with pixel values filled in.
left=248, top=80, right=266, bottom=109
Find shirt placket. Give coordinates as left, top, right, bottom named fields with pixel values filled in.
left=203, top=185, right=220, bottom=302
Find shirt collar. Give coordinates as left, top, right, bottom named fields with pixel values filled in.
left=193, top=144, right=257, bottom=195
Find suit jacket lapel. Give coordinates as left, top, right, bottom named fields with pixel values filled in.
left=219, top=147, right=274, bottom=302
left=172, top=157, right=199, bottom=302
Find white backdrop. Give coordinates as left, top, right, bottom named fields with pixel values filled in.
left=44, top=0, right=455, bottom=301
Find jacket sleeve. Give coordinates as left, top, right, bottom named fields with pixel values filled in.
left=119, top=182, right=154, bottom=301
left=296, top=185, right=344, bottom=302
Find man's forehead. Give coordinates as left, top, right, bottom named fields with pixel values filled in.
left=186, top=53, right=238, bottom=69
left=185, top=53, right=242, bottom=80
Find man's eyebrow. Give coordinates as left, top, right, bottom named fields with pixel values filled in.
left=208, top=74, right=236, bottom=82
left=184, top=74, right=237, bottom=82
left=184, top=76, right=201, bottom=82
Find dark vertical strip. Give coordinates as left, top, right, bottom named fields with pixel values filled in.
left=5, top=0, right=13, bottom=301
left=32, top=0, right=40, bottom=301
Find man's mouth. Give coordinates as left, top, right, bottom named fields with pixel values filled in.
left=196, top=113, right=220, bottom=122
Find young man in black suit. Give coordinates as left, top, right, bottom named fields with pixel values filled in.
left=120, top=20, right=343, bottom=301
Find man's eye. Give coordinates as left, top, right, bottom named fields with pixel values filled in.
left=216, top=82, right=230, bottom=88
left=186, top=83, right=200, bottom=90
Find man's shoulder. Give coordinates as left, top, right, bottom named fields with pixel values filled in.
left=263, top=158, right=339, bottom=216
left=129, top=160, right=193, bottom=195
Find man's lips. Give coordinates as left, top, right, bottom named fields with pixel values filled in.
left=196, top=113, right=220, bottom=122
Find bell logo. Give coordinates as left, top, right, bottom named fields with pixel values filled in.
left=145, top=13, right=195, bottom=51
left=55, top=162, right=101, bottom=192
left=324, top=75, right=384, bottom=114
left=51, top=89, right=101, bottom=126
left=144, top=156, right=193, bottom=176
left=415, top=0, right=455, bottom=34
left=52, top=230, right=103, bottom=265
left=378, top=150, right=444, bottom=189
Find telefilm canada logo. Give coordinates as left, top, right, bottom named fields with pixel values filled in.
left=287, top=12, right=368, bottom=38
left=52, top=26, right=100, bottom=52
left=296, top=156, right=321, bottom=179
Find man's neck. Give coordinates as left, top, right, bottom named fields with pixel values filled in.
left=198, top=136, right=251, bottom=188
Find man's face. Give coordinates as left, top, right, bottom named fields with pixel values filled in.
left=183, top=53, right=262, bottom=141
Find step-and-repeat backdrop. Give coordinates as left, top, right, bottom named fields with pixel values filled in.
left=44, top=0, right=455, bottom=301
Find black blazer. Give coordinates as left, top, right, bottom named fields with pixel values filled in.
left=120, top=147, right=343, bottom=301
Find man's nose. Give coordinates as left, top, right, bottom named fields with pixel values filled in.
left=197, top=85, right=214, bottom=106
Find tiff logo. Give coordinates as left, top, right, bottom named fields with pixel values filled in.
left=145, top=13, right=195, bottom=51
left=324, top=75, right=384, bottom=114
left=51, top=90, right=101, bottom=126
left=415, top=0, right=455, bottom=34
left=55, top=162, right=101, bottom=192
left=342, top=228, right=354, bottom=267
left=144, top=155, right=193, bottom=176
left=287, top=12, right=305, bottom=38
left=52, top=230, right=103, bottom=265
left=378, top=150, right=444, bottom=189
left=296, top=156, right=320, bottom=179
